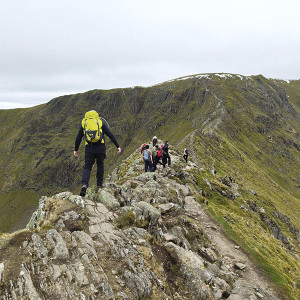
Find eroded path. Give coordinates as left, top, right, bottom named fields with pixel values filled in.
left=184, top=196, right=280, bottom=299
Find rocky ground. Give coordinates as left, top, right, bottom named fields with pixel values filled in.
left=0, top=147, right=283, bottom=300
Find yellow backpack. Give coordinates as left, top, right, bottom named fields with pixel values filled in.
left=81, top=110, right=104, bottom=145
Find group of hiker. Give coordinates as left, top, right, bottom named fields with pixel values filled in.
left=74, top=111, right=190, bottom=196
left=140, top=138, right=171, bottom=172
left=140, top=136, right=189, bottom=172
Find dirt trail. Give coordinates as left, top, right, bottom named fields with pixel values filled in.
left=187, top=129, right=207, bottom=169
left=188, top=129, right=198, bottom=162
left=184, top=197, right=281, bottom=297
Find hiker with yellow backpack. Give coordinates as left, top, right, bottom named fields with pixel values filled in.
left=74, top=110, right=121, bottom=196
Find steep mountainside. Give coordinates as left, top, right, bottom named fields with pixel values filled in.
left=1, top=73, right=299, bottom=233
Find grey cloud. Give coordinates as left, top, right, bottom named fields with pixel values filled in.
left=1, top=0, right=300, bottom=108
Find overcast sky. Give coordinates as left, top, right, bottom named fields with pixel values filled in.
left=1, top=0, right=299, bottom=109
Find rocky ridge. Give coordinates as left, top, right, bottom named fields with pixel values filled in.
left=0, top=147, right=283, bottom=299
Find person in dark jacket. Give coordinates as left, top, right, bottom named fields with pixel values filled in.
left=183, top=148, right=188, bottom=163
left=161, top=145, right=167, bottom=168
left=74, top=115, right=121, bottom=196
left=163, top=141, right=171, bottom=167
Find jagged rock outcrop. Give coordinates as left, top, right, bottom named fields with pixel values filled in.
left=0, top=148, right=282, bottom=299
left=259, top=213, right=291, bottom=249
left=274, top=210, right=300, bottom=242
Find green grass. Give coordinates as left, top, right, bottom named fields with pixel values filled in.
left=0, top=190, right=40, bottom=233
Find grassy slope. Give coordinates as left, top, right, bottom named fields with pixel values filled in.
left=282, top=79, right=300, bottom=113
left=0, top=107, right=43, bottom=233
left=0, top=190, right=40, bottom=233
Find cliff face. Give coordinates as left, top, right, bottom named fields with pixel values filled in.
left=0, top=147, right=292, bottom=300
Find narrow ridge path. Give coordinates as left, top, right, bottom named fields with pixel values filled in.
left=183, top=196, right=281, bottom=299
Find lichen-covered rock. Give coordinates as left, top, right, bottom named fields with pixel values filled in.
left=165, top=242, right=214, bottom=299
left=134, top=201, right=161, bottom=226
left=123, top=269, right=152, bottom=299
left=97, top=189, right=120, bottom=210
left=31, top=233, right=48, bottom=258
left=70, top=261, right=89, bottom=286
left=26, top=196, right=46, bottom=229
left=158, top=202, right=181, bottom=215
left=198, top=247, right=219, bottom=263
left=69, top=195, right=85, bottom=207
left=72, top=231, right=98, bottom=260
left=170, top=226, right=191, bottom=250
left=84, top=187, right=96, bottom=200
left=46, top=229, right=69, bottom=260
left=20, top=265, right=42, bottom=300
left=93, top=222, right=138, bottom=258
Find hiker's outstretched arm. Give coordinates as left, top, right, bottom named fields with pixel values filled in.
left=75, top=126, right=84, bottom=151
left=102, top=123, right=120, bottom=149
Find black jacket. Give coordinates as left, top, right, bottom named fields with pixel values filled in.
left=75, top=122, right=119, bottom=154
left=164, top=142, right=169, bottom=154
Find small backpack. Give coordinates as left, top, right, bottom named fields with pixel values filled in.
left=143, top=149, right=150, bottom=161
left=160, top=145, right=167, bottom=156
left=157, top=149, right=162, bottom=157
left=82, top=110, right=104, bottom=144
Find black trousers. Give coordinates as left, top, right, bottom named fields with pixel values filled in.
left=183, top=154, right=188, bottom=163
left=82, top=151, right=106, bottom=187
left=162, top=153, right=171, bottom=168
left=151, top=156, right=159, bottom=172
left=144, top=160, right=152, bottom=172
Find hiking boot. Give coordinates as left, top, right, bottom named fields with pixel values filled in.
left=80, top=185, right=87, bottom=197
